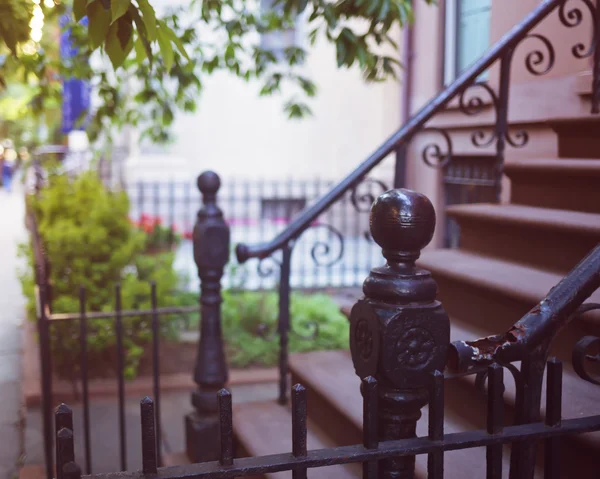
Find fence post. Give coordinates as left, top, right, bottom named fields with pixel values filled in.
left=185, top=171, right=230, bottom=463
left=349, top=188, right=450, bottom=479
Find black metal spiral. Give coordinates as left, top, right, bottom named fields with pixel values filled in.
left=523, top=33, right=556, bottom=76
left=349, top=177, right=390, bottom=242
left=306, top=223, right=345, bottom=267
left=350, top=178, right=390, bottom=213
left=573, top=335, right=600, bottom=385
left=506, top=129, right=530, bottom=148
left=458, top=82, right=500, bottom=148
left=421, top=128, right=454, bottom=169
left=572, top=303, right=600, bottom=385
left=558, top=0, right=598, bottom=59
left=257, top=254, right=281, bottom=278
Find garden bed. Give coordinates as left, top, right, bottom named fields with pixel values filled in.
left=22, top=321, right=278, bottom=407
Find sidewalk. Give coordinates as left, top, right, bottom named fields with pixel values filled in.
left=0, top=185, right=27, bottom=479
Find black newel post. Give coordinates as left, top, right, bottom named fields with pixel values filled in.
left=185, top=171, right=230, bottom=463
left=349, top=188, right=450, bottom=479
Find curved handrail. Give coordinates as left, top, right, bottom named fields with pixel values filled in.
left=451, top=243, right=600, bottom=371
left=236, top=0, right=563, bottom=263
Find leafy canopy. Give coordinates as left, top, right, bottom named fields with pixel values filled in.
left=0, top=0, right=429, bottom=145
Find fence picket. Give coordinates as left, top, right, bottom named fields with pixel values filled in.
left=544, top=359, right=563, bottom=479
left=140, top=397, right=158, bottom=474
left=486, top=364, right=504, bottom=479
left=218, top=389, right=234, bottom=467
left=291, top=384, right=308, bottom=479
left=428, top=371, right=444, bottom=479
left=79, top=286, right=92, bottom=474
left=115, top=284, right=127, bottom=471
left=362, top=376, right=378, bottom=479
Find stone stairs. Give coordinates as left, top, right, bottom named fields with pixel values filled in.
left=232, top=149, right=600, bottom=476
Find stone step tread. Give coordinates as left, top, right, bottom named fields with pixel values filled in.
left=289, top=321, right=485, bottom=431
left=417, top=249, right=600, bottom=317
left=232, top=401, right=359, bottom=479
left=504, top=158, right=600, bottom=175
left=289, top=346, right=511, bottom=478
left=445, top=203, right=600, bottom=236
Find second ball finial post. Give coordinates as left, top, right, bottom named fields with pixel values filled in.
left=350, top=187, right=450, bottom=479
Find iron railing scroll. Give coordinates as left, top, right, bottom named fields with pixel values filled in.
left=185, top=171, right=231, bottom=463
left=349, top=188, right=451, bottom=478
left=236, top=0, right=600, bottom=404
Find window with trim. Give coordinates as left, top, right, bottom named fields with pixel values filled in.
left=444, top=0, right=492, bottom=85
left=259, top=0, right=300, bottom=59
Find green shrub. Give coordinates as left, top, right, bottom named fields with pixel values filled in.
left=19, top=170, right=190, bottom=379
left=20, top=169, right=349, bottom=378
left=219, top=290, right=349, bottom=368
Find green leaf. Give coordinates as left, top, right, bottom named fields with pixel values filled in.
left=87, top=0, right=112, bottom=49
left=159, top=21, right=189, bottom=60
left=377, top=0, right=390, bottom=22
left=156, top=24, right=174, bottom=71
left=116, top=14, right=133, bottom=49
left=129, top=5, right=153, bottom=60
left=134, top=34, right=146, bottom=63
left=111, top=0, right=131, bottom=23
left=366, top=0, right=380, bottom=16
left=297, top=77, right=316, bottom=97
left=105, top=21, right=131, bottom=69
left=136, top=0, right=157, bottom=41
left=297, top=0, right=309, bottom=14
left=73, top=0, right=87, bottom=21
left=356, top=45, right=367, bottom=67
left=336, top=40, right=345, bottom=67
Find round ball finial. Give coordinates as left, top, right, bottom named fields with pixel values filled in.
left=369, top=188, right=435, bottom=260
left=197, top=171, right=221, bottom=195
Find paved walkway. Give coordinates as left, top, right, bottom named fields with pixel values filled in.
left=0, top=184, right=27, bottom=479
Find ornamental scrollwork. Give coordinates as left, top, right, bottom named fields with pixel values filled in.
left=506, top=129, right=530, bottom=148
left=257, top=254, right=281, bottom=278
left=573, top=335, right=600, bottom=385
left=421, top=127, right=454, bottom=169
left=572, top=303, right=600, bottom=385
left=350, top=177, right=390, bottom=242
left=522, top=33, right=556, bottom=76
left=350, top=178, right=390, bottom=213
left=558, top=0, right=598, bottom=59
left=458, top=82, right=499, bottom=148
left=303, top=223, right=345, bottom=268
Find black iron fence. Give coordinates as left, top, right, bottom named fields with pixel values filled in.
left=126, top=176, right=387, bottom=290
left=49, top=184, right=600, bottom=479
left=28, top=171, right=600, bottom=479
left=54, top=359, right=600, bottom=479
left=28, top=201, right=202, bottom=478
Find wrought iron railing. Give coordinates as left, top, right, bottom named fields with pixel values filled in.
left=26, top=1, right=600, bottom=478
left=235, top=0, right=600, bottom=405
left=49, top=185, right=600, bottom=479
left=127, top=177, right=385, bottom=290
